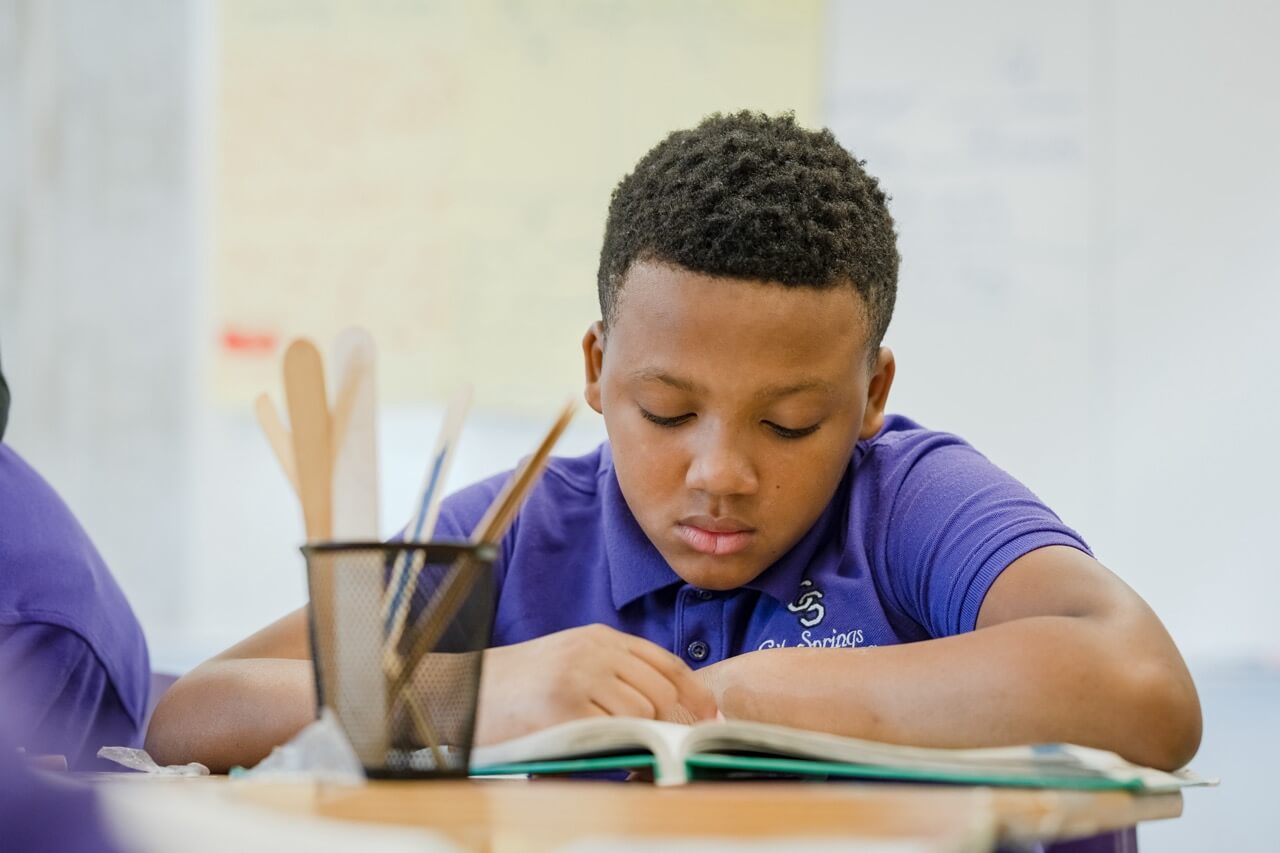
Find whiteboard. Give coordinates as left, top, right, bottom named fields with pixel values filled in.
left=213, top=0, right=823, bottom=412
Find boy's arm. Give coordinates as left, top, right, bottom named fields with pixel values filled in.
left=145, top=608, right=316, bottom=771
left=146, top=612, right=718, bottom=772
left=698, top=545, right=1202, bottom=771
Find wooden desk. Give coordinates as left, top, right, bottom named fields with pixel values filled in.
left=93, top=776, right=1182, bottom=852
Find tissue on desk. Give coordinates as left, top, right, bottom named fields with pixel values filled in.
left=232, top=708, right=366, bottom=785
left=97, top=746, right=210, bottom=776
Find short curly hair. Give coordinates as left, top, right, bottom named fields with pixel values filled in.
left=598, top=111, right=899, bottom=356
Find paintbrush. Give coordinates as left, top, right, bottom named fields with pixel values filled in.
left=385, top=399, right=576, bottom=704
left=381, top=386, right=474, bottom=668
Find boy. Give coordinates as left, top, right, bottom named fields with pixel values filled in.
left=147, top=113, right=1200, bottom=775
left=0, top=349, right=152, bottom=769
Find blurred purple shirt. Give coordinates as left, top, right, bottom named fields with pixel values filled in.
left=0, top=444, right=150, bottom=769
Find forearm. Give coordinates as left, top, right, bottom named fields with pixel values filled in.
left=144, top=658, right=316, bottom=772
left=703, top=615, right=1201, bottom=771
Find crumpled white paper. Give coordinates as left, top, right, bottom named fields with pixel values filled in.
left=97, top=746, right=210, bottom=776
left=230, top=708, right=366, bottom=786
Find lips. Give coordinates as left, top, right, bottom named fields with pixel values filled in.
left=676, top=516, right=755, bottom=556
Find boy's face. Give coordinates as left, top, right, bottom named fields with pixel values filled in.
left=584, top=261, right=895, bottom=591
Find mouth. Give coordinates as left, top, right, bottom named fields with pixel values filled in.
left=675, top=516, right=756, bottom=557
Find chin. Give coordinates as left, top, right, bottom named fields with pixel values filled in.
left=669, top=554, right=765, bottom=592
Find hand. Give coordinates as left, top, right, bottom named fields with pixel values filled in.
left=474, top=624, right=719, bottom=745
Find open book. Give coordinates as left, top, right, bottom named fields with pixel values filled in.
left=471, top=717, right=1213, bottom=790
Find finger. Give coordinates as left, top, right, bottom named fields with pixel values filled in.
left=663, top=702, right=700, bottom=726
left=591, top=677, right=658, bottom=719
left=626, top=639, right=719, bottom=721
left=614, top=653, right=680, bottom=718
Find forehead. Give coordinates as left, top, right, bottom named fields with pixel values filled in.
left=608, top=261, right=870, bottom=389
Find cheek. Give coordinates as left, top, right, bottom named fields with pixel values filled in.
left=759, top=434, right=856, bottom=513
left=607, top=416, right=686, bottom=501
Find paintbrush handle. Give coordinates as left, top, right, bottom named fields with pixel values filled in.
left=387, top=400, right=575, bottom=699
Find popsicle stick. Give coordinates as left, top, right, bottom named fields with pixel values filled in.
left=254, top=393, right=299, bottom=496
left=329, top=327, right=379, bottom=540
left=381, top=387, right=474, bottom=651
left=283, top=338, right=336, bottom=721
left=284, top=339, right=333, bottom=542
left=328, top=328, right=386, bottom=762
left=387, top=399, right=576, bottom=703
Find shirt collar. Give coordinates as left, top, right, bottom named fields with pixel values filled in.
left=600, top=444, right=683, bottom=609
left=599, top=443, right=855, bottom=610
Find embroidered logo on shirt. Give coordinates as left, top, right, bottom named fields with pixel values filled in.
left=757, top=627, right=867, bottom=650
left=786, top=578, right=826, bottom=628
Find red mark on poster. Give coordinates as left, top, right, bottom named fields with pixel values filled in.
left=221, top=328, right=278, bottom=355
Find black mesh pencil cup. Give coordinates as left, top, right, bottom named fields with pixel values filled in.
left=301, top=541, right=498, bottom=779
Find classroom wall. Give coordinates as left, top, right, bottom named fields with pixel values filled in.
left=823, top=0, right=1280, bottom=660
left=1, top=0, right=1277, bottom=671
left=0, top=0, right=200, bottom=655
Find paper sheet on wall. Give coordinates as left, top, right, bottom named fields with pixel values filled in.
left=213, top=0, right=822, bottom=411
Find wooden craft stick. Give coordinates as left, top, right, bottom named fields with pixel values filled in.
left=254, top=393, right=299, bottom=496
left=386, top=400, right=576, bottom=704
left=328, top=328, right=386, bottom=762
left=329, top=327, right=379, bottom=540
left=283, top=338, right=337, bottom=723
left=284, top=339, right=333, bottom=542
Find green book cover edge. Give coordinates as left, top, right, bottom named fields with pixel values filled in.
left=472, top=753, right=655, bottom=777
left=474, top=751, right=1143, bottom=790
left=685, top=753, right=1144, bottom=791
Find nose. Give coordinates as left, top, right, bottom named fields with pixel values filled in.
left=685, top=425, right=759, bottom=497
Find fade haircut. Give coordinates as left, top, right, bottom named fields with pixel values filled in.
left=597, top=111, right=899, bottom=357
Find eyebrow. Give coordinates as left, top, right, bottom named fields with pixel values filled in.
left=631, top=369, right=702, bottom=394
left=630, top=369, right=835, bottom=401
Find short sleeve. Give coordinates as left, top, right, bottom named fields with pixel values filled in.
left=0, top=623, right=144, bottom=769
left=872, top=434, right=1090, bottom=638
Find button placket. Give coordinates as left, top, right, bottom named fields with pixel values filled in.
left=676, top=585, right=724, bottom=665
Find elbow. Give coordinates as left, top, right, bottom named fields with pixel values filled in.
left=143, top=677, right=193, bottom=768
left=1125, top=662, right=1203, bottom=771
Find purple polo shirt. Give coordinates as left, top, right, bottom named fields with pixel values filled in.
left=0, top=727, right=125, bottom=853
left=435, top=414, right=1089, bottom=663
left=0, top=445, right=150, bottom=769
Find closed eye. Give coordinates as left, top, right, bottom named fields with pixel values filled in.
left=765, top=421, right=821, bottom=440
left=639, top=407, right=694, bottom=428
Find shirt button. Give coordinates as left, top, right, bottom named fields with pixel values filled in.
left=695, top=589, right=714, bottom=601
left=687, top=640, right=709, bottom=661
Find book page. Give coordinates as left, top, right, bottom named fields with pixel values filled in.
left=682, top=720, right=1202, bottom=791
left=471, top=717, right=692, bottom=782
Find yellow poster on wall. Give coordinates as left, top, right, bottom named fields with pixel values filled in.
left=214, top=0, right=822, bottom=410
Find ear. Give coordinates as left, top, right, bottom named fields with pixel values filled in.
left=582, top=321, right=606, bottom=415
left=859, top=347, right=896, bottom=440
